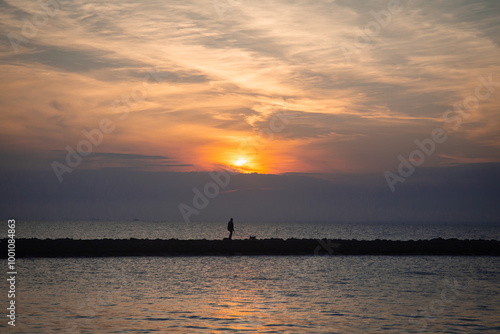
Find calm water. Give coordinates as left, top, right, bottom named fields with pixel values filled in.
left=4, top=222, right=500, bottom=333
left=14, top=221, right=500, bottom=240
left=1, top=256, right=499, bottom=333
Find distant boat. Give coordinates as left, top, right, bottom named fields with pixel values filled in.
left=133, top=218, right=140, bottom=221
left=90, top=218, right=99, bottom=221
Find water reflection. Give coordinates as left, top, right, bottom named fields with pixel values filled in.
left=6, top=256, right=500, bottom=333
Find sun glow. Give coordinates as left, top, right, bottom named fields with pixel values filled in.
left=228, top=155, right=260, bottom=173
left=234, top=158, right=248, bottom=166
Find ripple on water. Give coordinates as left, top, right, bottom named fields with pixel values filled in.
left=10, top=256, right=500, bottom=333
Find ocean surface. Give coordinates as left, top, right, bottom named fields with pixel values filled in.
left=2, top=256, right=499, bottom=333
left=13, top=220, right=500, bottom=241
left=2, top=221, right=500, bottom=333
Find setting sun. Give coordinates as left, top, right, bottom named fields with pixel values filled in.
left=227, top=155, right=263, bottom=173
left=234, top=158, right=248, bottom=166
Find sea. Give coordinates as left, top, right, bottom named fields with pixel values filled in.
left=2, top=221, right=500, bottom=333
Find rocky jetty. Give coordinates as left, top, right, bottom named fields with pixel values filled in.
left=2, top=238, right=499, bottom=258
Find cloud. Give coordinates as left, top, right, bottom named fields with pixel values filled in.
left=1, top=44, right=142, bottom=72
left=0, top=0, right=499, bottom=175
left=91, top=152, right=171, bottom=160
left=1, top=164, right=499, bottom=222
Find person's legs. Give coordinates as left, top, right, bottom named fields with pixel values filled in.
left=229, top=230, right=233, bottom=239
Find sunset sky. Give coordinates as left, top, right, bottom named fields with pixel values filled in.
left=1, top=0, right=499, bottom=222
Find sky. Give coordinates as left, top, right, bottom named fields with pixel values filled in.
left=0, top=0, right=499, bottom=222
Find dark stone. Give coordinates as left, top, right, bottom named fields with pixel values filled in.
left=2, top=238, right=499, bottom=258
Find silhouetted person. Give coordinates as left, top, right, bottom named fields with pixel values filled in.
left=227, top=218, right=234, bottom=239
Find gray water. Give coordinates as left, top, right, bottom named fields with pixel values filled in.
left=4, top=221, right=500, bottom=333
left=1, top=256, right=499, bottom=333
left=14, top=221, right=500, bottom=240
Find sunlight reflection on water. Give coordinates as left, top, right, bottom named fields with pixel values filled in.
left=3, top=256, right=500, bottom=333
